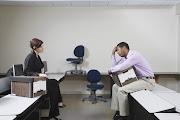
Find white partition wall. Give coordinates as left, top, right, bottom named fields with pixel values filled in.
left=176, top=4, right=180, bottom=92
left=0, top=6, right=178, bottom=73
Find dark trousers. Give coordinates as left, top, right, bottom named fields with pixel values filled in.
left=47, top=79, right=62, bottom=118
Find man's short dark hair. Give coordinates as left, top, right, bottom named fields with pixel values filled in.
left=117, top=42, right=130, bottom=50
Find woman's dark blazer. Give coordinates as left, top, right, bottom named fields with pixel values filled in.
left=23, top=50, right=44, bottom=76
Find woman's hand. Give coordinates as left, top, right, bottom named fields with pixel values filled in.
left=112, top=46, right=117, bottom=55
left=39, top=73, right=48, bottom=78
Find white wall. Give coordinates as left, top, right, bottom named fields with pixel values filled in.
left=176, top=4, right=180, bottom=15
left=159, top=75, right=179, bottom=92
left=176, top=5, right=180, bottom=92
left=0, top=6, right=178, bottom=73
left=177, top=5, right=180, bottom=73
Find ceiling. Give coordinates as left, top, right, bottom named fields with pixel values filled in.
left=0, top=0, right=179, bottom=7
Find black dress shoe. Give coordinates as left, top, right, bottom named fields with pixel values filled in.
left=118, top=116, right=127, bottom=120
left=59, top=104, right=66, bottom=108
left=113, top=115, right=120, bottom=120
left=113, top=111, right=120, bottom=120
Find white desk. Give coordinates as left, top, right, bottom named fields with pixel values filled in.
left=0, top=116, right=16, bottom=120
left=0, top=77, right=11, bottom=93
left=154, top=92, right=180, bottom=113
left=154, top=113, right=180, bottom=120
left=152, top=84, right=177, bottom=93
left=131, top=90, right=175, bottom=113
left=0, top=94, right=40, bottom=116
left=47, top=73, right=65, bottom=81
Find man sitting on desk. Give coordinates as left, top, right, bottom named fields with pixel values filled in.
left=108, top=42, right=156, bottom=120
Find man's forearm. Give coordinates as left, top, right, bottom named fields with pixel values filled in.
left=111, top=55, right=118, bottom=67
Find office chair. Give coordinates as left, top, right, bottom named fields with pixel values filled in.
left=82, top=69, right=106, bottom=104
left=65, top=45, right=86, bottom=75
left=12, top=64, right=24, bottom=76
left=13, top=62, right=47, bottom=75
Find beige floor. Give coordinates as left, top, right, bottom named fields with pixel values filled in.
left=42, top=94, right=115, bottom=120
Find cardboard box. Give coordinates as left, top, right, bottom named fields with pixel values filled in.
left=10, top=76, right=47, bottom=98
left=111, top=67, right=138, bottom=87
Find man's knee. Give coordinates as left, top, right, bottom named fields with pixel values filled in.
left=118, top=87, right=127, bottom=94
left=112, top=84, right=119, bottom=91
left=112, top=84, right=116, bottom=89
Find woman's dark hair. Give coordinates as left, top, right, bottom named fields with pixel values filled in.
left=30, top=38, right=43, bottom=50
left=117, top=42, right=130, bottom=50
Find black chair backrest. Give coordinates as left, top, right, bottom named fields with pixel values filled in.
left=43, top=61, right=48, bottom=73
left=74, top=45, right=84, bottom=58
left=87, top=69, right=101, bottom=83
left=12, top=64, right=23, bottom=76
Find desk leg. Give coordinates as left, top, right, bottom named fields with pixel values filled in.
left=155, top=75, right=160, bottom=84
left=110, top=76, right=114, bottom=98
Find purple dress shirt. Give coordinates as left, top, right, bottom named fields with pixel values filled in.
left=109, top=50, right=154, bottom=78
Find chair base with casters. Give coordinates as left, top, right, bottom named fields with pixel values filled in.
left=65, top=70, right=86, bottom=75
left=82, top=85, right=107, bottom=104
left=65, top=59, right=86, bottom=75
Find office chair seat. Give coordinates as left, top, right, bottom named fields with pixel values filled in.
left=87, top=85, right=104, bottom=89
left=66, top=58, right=82, bottom=61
